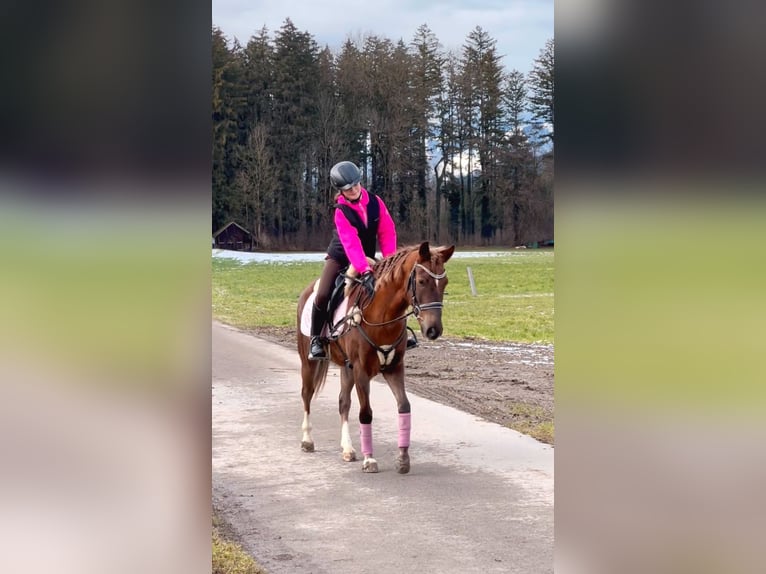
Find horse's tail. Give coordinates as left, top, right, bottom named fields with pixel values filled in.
left=298, top=282, right=331, bottom=398
left=312, top=359, right=330, bottom=397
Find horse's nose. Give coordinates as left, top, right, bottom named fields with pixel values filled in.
left=426, top=325, right=441, bottom=340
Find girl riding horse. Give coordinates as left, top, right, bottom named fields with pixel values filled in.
left=297, top=241, right=455, bottom=474
left=307, top=160, right=398, bottom=361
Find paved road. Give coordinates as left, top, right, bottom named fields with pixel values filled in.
left=212, top=321, right=553, bottom=574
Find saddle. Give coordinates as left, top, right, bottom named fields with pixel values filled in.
left=325, top=256, right=377, bottom=316
left=325, top=269, right=350, bottom=320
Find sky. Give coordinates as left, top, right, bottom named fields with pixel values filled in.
left=212, top=0, right=553, bottom=75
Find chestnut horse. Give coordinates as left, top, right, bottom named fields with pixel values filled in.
left=296, top=241, right=455, bottom=473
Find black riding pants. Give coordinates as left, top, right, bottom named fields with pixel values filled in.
left=314, top=257, right=344, bottom=311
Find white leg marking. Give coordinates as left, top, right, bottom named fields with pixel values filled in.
left=301, top=412, right=312, bottom=445
left=340, top=421, right=354, bottom=453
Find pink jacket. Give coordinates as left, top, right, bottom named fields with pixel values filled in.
left=334, top=188, right=397, bottom=274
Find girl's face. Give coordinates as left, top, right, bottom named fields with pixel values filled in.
left=341, top=182, right=362, bottom=202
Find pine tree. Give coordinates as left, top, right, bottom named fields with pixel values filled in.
left=460, top=26, right=504, bottom=242
left=335, top=39, right=368, bottom=169
left=435, top=52, right=463, bottom=242
left=409, top=24, right=444, bottom=241
left=503, top=70, right=528, bottom=141
left=270, top=19, right=320, bottom=243
left=527, top=38, right=554, bottom=145
left=212, top=27, right=247, bottom=233
left=242, top=27, right=273, bottom=127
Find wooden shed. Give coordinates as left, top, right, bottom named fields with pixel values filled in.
left=213, top=221, right=253, bottom=251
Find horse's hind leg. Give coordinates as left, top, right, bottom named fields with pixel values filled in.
left=354, top=375, right=378, bottom=473
left=300, top=360, right=316, bottom=452
left=382, top=364, right=411, bottom=474
left=338, top=366, right=357, bottom=462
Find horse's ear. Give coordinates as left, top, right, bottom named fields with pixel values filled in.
left=439, top=245, right=455, bottom=263
left=418, top=241, right=431, bottom=261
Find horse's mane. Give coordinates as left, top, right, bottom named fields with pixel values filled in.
left=373, top=246, right=415, bottom=287
left=344, top=245, right=412, bottom=301
left=346, top=243, right=446, bottom=301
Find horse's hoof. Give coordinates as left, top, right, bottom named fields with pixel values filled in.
left=301, top=441, right=315, bottom=452
left=362, top=458, right=379, bottom=473
left=396, top=456, right=410, bottom=474
left=342, top=450, right=357, bottom=462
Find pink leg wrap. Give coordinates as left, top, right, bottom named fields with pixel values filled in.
left=398, top=413, right=411, bottom=448
left=360, top=423, right=373, bottom=456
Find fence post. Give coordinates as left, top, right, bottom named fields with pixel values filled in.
left=466, top=267, right=478, bottom=296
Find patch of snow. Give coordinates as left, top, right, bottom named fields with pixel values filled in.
left=212, top=249, right=536, bottom=264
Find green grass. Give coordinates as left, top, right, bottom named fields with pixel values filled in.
left=506, top=403, right=555, bottom=444
left=212, top=515, right=266, bottom=574
left=436, top=251, right=553, bottom=343
left=212, top=250, right=553, bottom=344
left=212, top=259, right=322, bottom=329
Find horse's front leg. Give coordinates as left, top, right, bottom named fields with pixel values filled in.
left=382, top=364, right=411, bottom=474
left=338, top=365, right=356, bottom=462
left=354, top=374, right=378, bottom=473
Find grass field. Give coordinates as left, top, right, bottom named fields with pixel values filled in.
left=213, top=514, right=266, bottom=574
left=212, top=249, right=553, bottom=344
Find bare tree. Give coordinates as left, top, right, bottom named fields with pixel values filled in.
left=236, top=125, right=278, bottom=249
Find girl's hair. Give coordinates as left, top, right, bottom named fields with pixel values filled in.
left=334, top=185, right=362, bottom=203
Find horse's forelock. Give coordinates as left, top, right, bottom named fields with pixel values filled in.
left=430, top=250, right=446, bottom=272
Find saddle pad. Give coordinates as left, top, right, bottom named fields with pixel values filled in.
left=300, top=290, right=350, bottom=338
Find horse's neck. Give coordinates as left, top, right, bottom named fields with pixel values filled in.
left=368, top=281, right=409, bottom=323
left=364, top=254, right=417, bottom=322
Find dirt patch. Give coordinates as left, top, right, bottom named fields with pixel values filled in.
left=246, top=326, right=554, bottom=445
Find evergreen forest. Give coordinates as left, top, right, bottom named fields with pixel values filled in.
left=213, top=20, right=553, bottom=249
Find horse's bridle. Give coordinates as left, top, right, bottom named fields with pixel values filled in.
left=408, top=263, right=447, bottom=317
left=356, top=261, right=447, bottom=327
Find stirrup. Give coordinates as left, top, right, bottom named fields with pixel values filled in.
left=308, top=337, right=327, bottom=361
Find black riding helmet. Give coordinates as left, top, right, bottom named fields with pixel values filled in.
left=330, top=161, right=362, bottom=190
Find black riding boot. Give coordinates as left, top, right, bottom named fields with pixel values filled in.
left=308, top=303, right=327, bottom=360
left=405, top=325, right=418, bottom=349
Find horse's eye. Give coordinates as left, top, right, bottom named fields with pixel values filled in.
left=418, top=279, right=426, bottom=285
